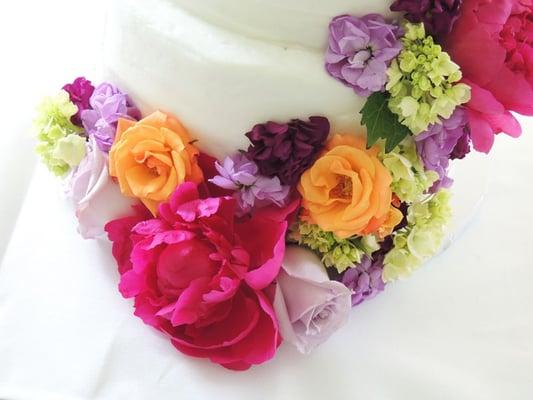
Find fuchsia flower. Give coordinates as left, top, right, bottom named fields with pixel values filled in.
left=105, top=182, right=298, bottom=370
left=63, top=77, right=95, bottom=126
left=444, top=0, right=533, bottom=152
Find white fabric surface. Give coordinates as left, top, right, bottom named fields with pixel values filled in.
left=0, top=121, right=532, bottom=399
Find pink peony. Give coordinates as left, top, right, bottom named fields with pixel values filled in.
left=67, top=138, right=138, bottom=239
left=444, top=0, right=533, bottom=152
left=105, top=181, right=296, bottom=370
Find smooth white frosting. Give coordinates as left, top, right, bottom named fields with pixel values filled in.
left=104, top=0, right=394, bottom=158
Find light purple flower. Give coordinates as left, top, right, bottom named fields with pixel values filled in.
left=80, top=83, right=141, bottom=153
left=341, top=255, right=386, bottom=307
left=415, top=108, right=469, bottom=193
left=325, top=14, right=402, bottom=96
left=273, top=246, right=352, bottom=354
left=209, top=153, right=290, bottom=215
left=66, top=138, right=137, bottom=239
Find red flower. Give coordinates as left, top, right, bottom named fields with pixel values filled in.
left=105, top=181, right=298, bottom=370
left=444, top=0, right=533, bottom=152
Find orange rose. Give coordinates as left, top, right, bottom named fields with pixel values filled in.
left=109, top=111, right=204, bottom=215
left=298, top=134, right=394, bottom=239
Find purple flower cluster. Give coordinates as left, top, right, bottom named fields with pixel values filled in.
left=415, top=108, right=470, bottom=193
left=245, top=116, right=330, bottom=186
left=210, top=153, right=290, bottom=216
left=390, top=0, right=463, bottom=38
left=81, top=83, right=141, bottom=152
left=340, top=255, right=387, bottom=307
left=63, top=77, right=95, bottom=126
left=325, top=14, right=402, bottom=96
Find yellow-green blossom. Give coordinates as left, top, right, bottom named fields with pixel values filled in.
left=386, top=22, right=471, bottom=134
left=34, top=90, right=85, bottom=176
left=380, top=138, right=438, bottom=203
left=383, top=190, right=452, bottom=282
left=288, top=222, right=380, bottom=273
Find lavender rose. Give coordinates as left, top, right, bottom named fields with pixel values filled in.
left=66, top=138, right=137, bottom=239
left=390, top=0, right=463, bottom=38
left=415, top=107, right=470, bottom=192
left=325, top=14, right=402, bottom=96
left=81, top=83, right=140, bottom=153
left=245, top=116, right=329, bottom=186
left=273, top=246, right=352, bottom=354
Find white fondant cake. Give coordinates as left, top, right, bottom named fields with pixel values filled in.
left=104, top=0, right=396, bottom=158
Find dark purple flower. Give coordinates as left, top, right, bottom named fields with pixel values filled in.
left=325, top=14, right=402, bottom=96
left=80, top=83, right=141, bottom=153
left=450, top=128, right=471, bottom=160
left=209, top=153, right=290, bottom=215
left=245, top=116, right=330, bottom=186
left=62, top=77, right=95, bottom=126
left=390, top=0, right=463, bottom=38
left=415, top=108, right=469, bottom=193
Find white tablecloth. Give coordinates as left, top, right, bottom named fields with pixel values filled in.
left=0, top=122, right=532, bottom=399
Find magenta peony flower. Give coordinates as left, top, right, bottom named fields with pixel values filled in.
left=81, top=83, right=141, bottom=153
left=105, top=182, right=296, bottom=370
left=66, top=138, right=138, bottom=239
left=273, top=246, right=352, bottom=354
left=210, top=153, right=290, bottom=215
left=444, top=0, right=532, bottom=152
left=325, top=14, right=402, bottom=96
left=245, top=116, right=330, bottom=186
left=390, top=0, right=464, bottom=37
left=415, top=108, right=470, bottom=192
left=62, top=77, right=95, bottom=126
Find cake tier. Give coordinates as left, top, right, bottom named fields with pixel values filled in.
left=104, top=0, right=394, bottom=159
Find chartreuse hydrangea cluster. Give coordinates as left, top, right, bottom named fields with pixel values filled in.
left=386, top=22, right=471, bottom=134
left=380, top=138, right=438, bottom=203
left=34, top=90, right=86, bottom=176
left=383, top=190, right=452, bottom=282
left=289, top=222, right=380, bottom=273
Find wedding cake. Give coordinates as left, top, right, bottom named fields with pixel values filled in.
left=103, top=0, right=397, bottom=158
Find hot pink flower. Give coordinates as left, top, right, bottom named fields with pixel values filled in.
left=105, top=182, right=296, bottom=370
left=444, top=0, right=532, bottom=152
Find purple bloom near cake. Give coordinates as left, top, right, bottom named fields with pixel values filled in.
left=340, top=255, right=387, bottom=307
left=415, top=108, right=470, bottom=193
left=390, top=0, right=463, bottom=38
left=80, top=83, right=141, bottom=152
left=63, top=77, right=95, bottom=126
left=245, top=116, right=330, bottom=186
left=325, top=14, right=402, bottom=96
left=210, top=153, right=290, bottom=215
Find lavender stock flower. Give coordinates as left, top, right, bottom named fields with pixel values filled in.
left=80, top=83, right=141, bottom=152
left=325, top=14, right=402, bottom=96
left=210, top=153, right=290, bottom=215
left=415, top=108, right=470, bottom=193
left=390, top=0, right=463, bottom=38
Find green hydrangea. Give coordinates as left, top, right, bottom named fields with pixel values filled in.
left=288, top=222, right=380, bottom=273
left=383, top=190, right=452, bottom=282
left=380, top=138, right=439, bottom=203
left=34, top=90, right=85, bottom=176
left=386, top=22, right=471, bottom=134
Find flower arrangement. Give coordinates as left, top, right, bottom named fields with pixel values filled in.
left=33, top=0, right=531, bottom=371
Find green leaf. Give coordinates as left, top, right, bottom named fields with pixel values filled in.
left=360, top=92, right=411, bottom=153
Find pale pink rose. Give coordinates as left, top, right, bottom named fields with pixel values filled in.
left=274, top=246, right=352, bottom=354
left=67, top=138, right=137, bottom=239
